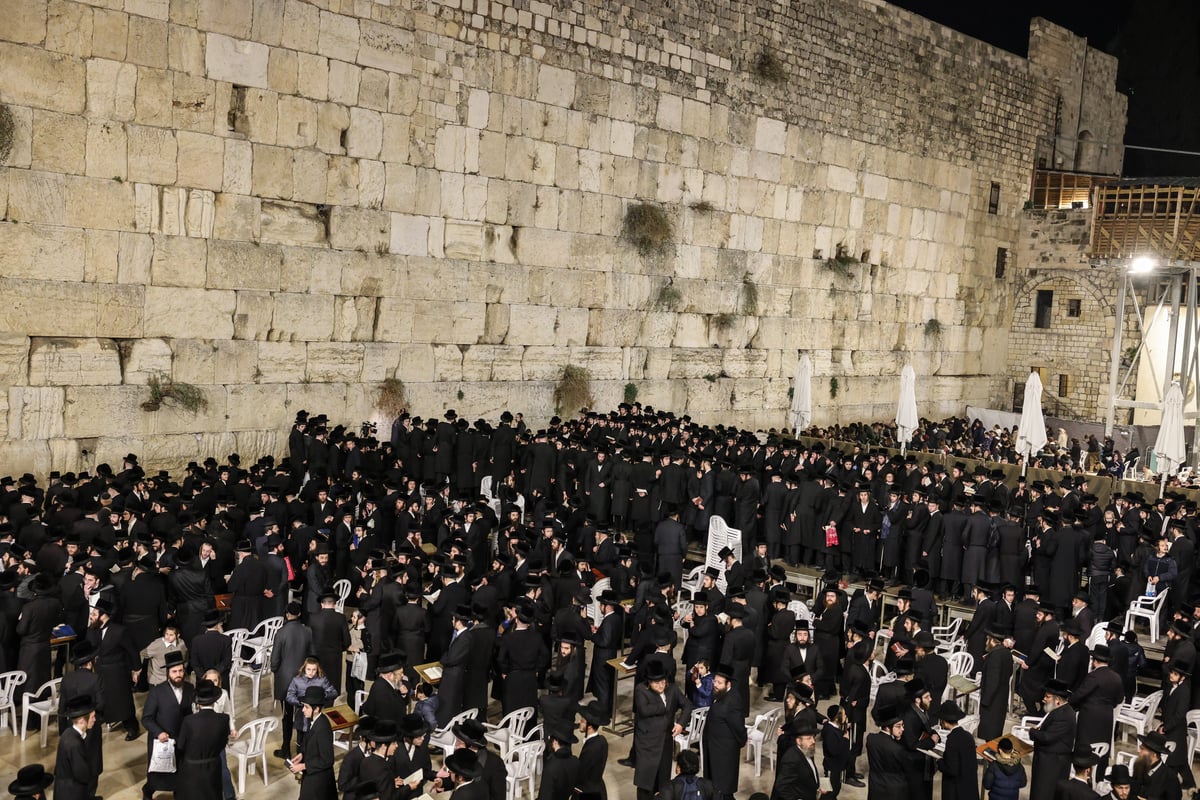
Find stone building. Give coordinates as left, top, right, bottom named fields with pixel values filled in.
left=0, top=0, right=1126, bottom=472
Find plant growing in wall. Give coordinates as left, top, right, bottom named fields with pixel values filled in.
left=824, top=242, right=858, bottom=279
left=624, top=382, right=639, bottom=404
left=375, top=377, right=408, bottom=419
left=712, top=312, right=736, bottom=331
left=554, top=365, right=594, bottom=416
left=689, top=199, right=715, bottom=213
left=142, top=372, right=208, bottom=413
left=752, top=50, right=786, bottom=83
left=622, top=203, right=674, bottom=257
left=924, top=318, right=943, bottom=340
left=829, top=376, right=839, bottom=399
left=655, top=280, right=683, bottom=311
left=0, top=104, right=13, bottom=166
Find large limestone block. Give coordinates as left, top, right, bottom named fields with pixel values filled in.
left=410, top=302, right=484, bottom=345
left=0, top=278, right=142, bottom=337
left=334, top=295, right=377, bottom=342
left=28, top=337, right=122, bottom=386
left=506, top=304, right=556, bottom=346
left=212, top=193, right=260, bottom=242
left=461, top=345, right=497, bottom=382
left=0, top=440, right=52, bottom=476
left=211, top=340, right=258, bottom=384
left=317, top=10, right=358, bottom=62
left=431, top=344, right=463, bottom=382
left=233, top=290, right=274, bottom=340
left=585, top=309, right=643, bottom=347
left=139, top=382, right=229, bottom=436
left=143, top=286, right=234, bottom=339
left=171, top=339, right=216, bottom=385
left=357, top=19, right=412, bottom=74
left=0, top=42, right=85, bottom=113
left=150, top=235, right=207, bottom=288
left=396, top=343, right=434, bottom=382
left=63, top=385, right=142, bottom=438
left=251, top=144, right=293, bottom=200
left=6, top=171, right=65, bottom=226
left=127, top=125, right=177, bottom=184
left=256, top=340, right=306, bottom=382
left=259, top=200, right=326, bottom=246
left=206, top=240, right=283, bottom=291
left=330, top=207, right=390, bottom=252
left=0, top=335, right=29, bottom=386
left=0, top=221, right=85, bottom=282
left=723, top=350, right=769, bottom=379
left=360, top=342, right=400, bottom=382
left=176, top=132, right=225, bottom=191
left=224, top=384, right=280, bottom=430
left=521, top=346, right=564, bottom=381
left=205, top=32, right=269, bottom=89
left=272, top=293, right=335, bottom=341
left=553, top=308, right=588, bottom=347
left=374, top=298, right=413, bottom=343
left=340, top=252, right=404, bottom=297
left=306, top=342, right=364, bottom=382
left=31, top=110, right=85, bottom=175
left=669, top=349, right=723, bottom=379
left=7, top=385, right=64, bottom=440
left=566, top=347, right=623, bottom=379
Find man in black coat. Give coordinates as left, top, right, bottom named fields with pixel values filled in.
left=719, top=603, right=756, bottom=719
left=175, top=681, right=231, bottom=800
left=1159, top=662, right=1195, bottom=792
left=226, top=543, right=266, bottom=633
left=575, top=702, right=609, bottom=800
left=1020, top=605, right=1062, bottom=714
left=631, top=661, right=692, bottom=800
left=936, top=701, right=979, bottom=800
left=309, top=591, right=351, bottom=696
left=87, top=598, right=141, bottom=740
left=190, top=610, right=233, bottom=690
left=463, top=604, right=495, bottom=715
left=770, top=718, right=827, bottom=800
left=360, top=652, right=409, bottom=724
left=866, top=706, right=923, bottom=800
left=1029, top=680, right=1077, bottom=800
left=1057, top=755, right=1103, bottom=800
left=702, top=666, right=748, bottom=800
left=978, top=628, right=1013, bottom=741
left=1133, top=732, right=1182, bottom=800
left=56, top=694, right=101, bottom=800
left=587, top=591, right=623, bottom=712
left=142, top=650, right=195, bottom=800
left=435, top=606, right=473, bottom=726
left=538, top=726, right=581, bottom=800
left=1070, top=645, right=1124, bottom=778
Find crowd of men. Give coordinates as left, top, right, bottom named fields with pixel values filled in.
left=0, top=402, right=1196, bottom=800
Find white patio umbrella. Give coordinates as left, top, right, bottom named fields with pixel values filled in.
left=1015, top=370, right=1049, bottom=476
left=1154, top=380, right=1187, bottom=497
left=895, top=364, right=918, bottom=455
left=790, top=354, right=812, bottom=432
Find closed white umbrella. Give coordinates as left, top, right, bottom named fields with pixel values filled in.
left=895, top=364, right=918, bottom=455
left=1015, top=371, right=1049, bottom=476
left=791, top=354, right=812, bottom=432
left=1154, top=381, right=1187, bottom=497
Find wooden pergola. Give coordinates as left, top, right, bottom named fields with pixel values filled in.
left=1090, top=179, right=1200, bottom=260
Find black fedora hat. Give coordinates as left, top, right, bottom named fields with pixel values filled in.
left=64, top=693, right=97, bottom=719
left=301, top=685, right=329, bottom=707
left=399, top=713, right=429, bottom=740
left=7, top=765, right=53, bottom=794
left=452, top=718, right=488, bottom=749
left=444, top=749, right=481, bottom=780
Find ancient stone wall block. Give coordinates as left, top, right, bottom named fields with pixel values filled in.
left=150, top=235, right=208, bottom=288
left=360, top=342, right=400, bottom=382
left=233, top=290, right=273, bottom=340
left=388, top=213, right=429, bottom=256
left=722, top=350, right=769, bottom=379
left=431, top=344, right=463, bottom=382
left=170, top=339, right=216, bottom=385
left=268, top=292, right=332, bottom=342
left=176, top=132, right=225, bottom=192
left=668, top=349, right=722, bottom=380
left=251, top=143, right=293, bottom=199
left=317, top=10, right=358, bottom=62
left=258, top=200, right=326, bottom=246
left=0, top=279, right=143, bottom=337
left=8, top=385, right=64, bottom=439
left=0, top=221, right=85, bottom=283
left=205, top=32, right=269, bottom=88
left=210, top=340, right=257, bottom=384
left=507, top=303, right=556, bottom=346
left=410, top=301, right=484, bottom=345
left=27, top=338, right=122, bottom=386
left=143, top=286, right=234, bottom=339
left=306, top=341, right=364, bottom=382
left=0, top=42, right=85, bottom=113
left=212, top=193, right=261, bottom=242
left=333, top=295, right=377, bottom=342
left=63, top=385, right=142, bottom=438
left=256, top=340, right=306, bottom=382
left=224, top=384, right=280, bottom=430
left=206, top=239, right=283, bottom=291
left=329, top=206, right=389, bottom=252
left=0, top=440, right=52, bottom=476
left=565, top=346, right=622, bottom=379
left=357, top=19, right=412, bottom=74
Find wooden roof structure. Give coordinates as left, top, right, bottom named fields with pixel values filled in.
left=1090, top=179, right=1200, bottom=260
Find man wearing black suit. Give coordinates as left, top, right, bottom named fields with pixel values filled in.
left=1160, top=662, right=1195, bottom=793
left=771, top=718, right=827, bottom=800
left=189, top=610, right=233, bottom=690
left=309, top=592, right=351, bottom=695
left=436, top=607, right=473, bottom=726
left=463, top=605, right=495, bottom=715
left=176, top=681, right=231, bottom=800
left=392, top=713, right=435, bottom=790
left=87, top=599, right=141, bottom=740
left=963, top=584, right=998, bottom=665
left=290, top=686, right=336, bottom=800
left=1029, top=680, right=1077, bottom=800
left=1020, top=606, right=1062, bottom=715
left=702, top=666, right=748, bottom=800
left=936, top=701, right=979, bottom=800
left=56, top=694, right=101, bottom=800
left=1056, top=620, right=1089, bottom=691
left=588, top=591, right=623, bottom=712
left=142, top=651, right=195, bottom=800
left=427, top=562, right=469, bottom=661
left=1133, top=733, right=1183, bottom=800
left=1056, top=755, right=1103, bottom=800
left=719, top=603, right=756, bottom=719
left=361, top=652, right=409, bottom=724
left=866, top=707, right=923, bottom=800
left=576, top=702, right=609, bottom=800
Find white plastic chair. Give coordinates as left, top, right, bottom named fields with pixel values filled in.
left=333, top=579, right=352, bottom=614
left=1011, top=715, right=1044, bottom=745
left=245, top=616, right=285, bottom=658
left=230, top=635, right=270, bottom=718
left=1124, top=589, right=1169, bottom=642
left=1185, top=710, right=1200, bottom=769
left=428, top=708, right=480, bottom=754
left=673, top=600, right=694, bottom=631
left=931, top=617, right=962, bottom=647
left=674, top=706, right=710, bottom=772
left=959, top=714, right=979, bottom=737
left=504, top=739, right=544, bottom=800
left=1086, top=622, right=1108, bottom=650
left=226, top=716, right=278, bottom=794
left=589, top=577, right=611, bottom=626
left=354, top=689, right=367, bottom=714
left=0, top=670, right=28, bottom=734
left=745, top=707, right=782, bottom=776
left=1115, top=690, right=1163, bottom=742
left=484, top=706, right=535, bottom=757
left=869, top=661, right=896, bottom=705
left=680, top=564, right=706, bottom=599
left=21, top=676, right=59, bottom=747
left=946, top=651, right=975, bottom=680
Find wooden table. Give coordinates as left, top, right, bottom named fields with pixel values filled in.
left=324, top=704, right=360, bottom=732
left=604, top=656, right=638, bottom=736
left=976, top=735, right=1034, bottom=792
left=215, top=593, right=232, bottom=611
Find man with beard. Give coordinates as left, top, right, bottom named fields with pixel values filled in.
left=1029, top=680, right=1076, bottom=800
left=867, top=705, right=923, bottom=800
left=702, top=665, right=747, bottom=800
left=1019, top=604, right=1062, bottom=715
left=913, top=631, right=948, bottom=707
left=1157, top=661, right=1195, bottom=795
left=936, top=701, right=978, bottom=800
left=1104, top=765, right=1133, bottom=800
left=632, top=660, right=693, bottom=800
left=142, top=650, right=195, bottom=800
left=900, top=680, right=939, bottom=800
left=770, top=719, right=829, bottom=800
left=1132, top=733, right=1181, bottom=800
left=719, top=602, right=755, bottom=719
left=1069, top=645, right=1124, bottom=778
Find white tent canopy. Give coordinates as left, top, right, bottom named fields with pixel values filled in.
left=895, top=364, right=918, bottom=455
left=1154, top=381, right=1187, bottom=493
left=1015, top=370, right=1049, bottom=474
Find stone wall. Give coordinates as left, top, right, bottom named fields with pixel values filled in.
left=1006, top=208, right=1139, bottom=421
left=0, top=0, right=1124, bottom=473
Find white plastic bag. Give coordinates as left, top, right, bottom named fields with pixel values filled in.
left=351, top=652, right=368, bottom=682
left=149, top=738, right=176, bottom=773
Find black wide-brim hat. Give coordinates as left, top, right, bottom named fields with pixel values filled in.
left=7, top=765, right=53, bottom=794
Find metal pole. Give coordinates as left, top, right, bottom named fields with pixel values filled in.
left=1164, top=274, right=1183, bottom=401
left=1105, top=273, right=1128, bottom=437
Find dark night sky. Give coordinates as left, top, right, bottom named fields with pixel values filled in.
left=887, top=0, right=1200, bottom=176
